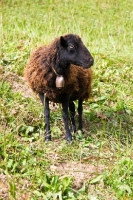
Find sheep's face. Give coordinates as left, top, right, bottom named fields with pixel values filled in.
left=59, top=34, right=94, bottom=69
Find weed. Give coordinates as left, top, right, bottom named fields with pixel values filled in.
left=103, top=157, right=133, bottom=198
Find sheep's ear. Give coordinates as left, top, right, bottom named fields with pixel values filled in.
left=60, top=36, right=67, bottom=48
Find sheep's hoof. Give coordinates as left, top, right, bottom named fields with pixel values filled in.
left=45, top=132, right=51, bottom=141
left=45, top=138, right=51, bottom=142
left=45, top=135, right=51, bottom=141
left=65, top=134, right=72, bottom=142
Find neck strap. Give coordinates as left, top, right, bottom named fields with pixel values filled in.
left=52, top=66, right=59, bottom=76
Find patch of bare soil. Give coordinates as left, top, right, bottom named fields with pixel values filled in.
left=4, top=72, right=33, bottom=98
left=50, top=161, right=105, bottom=189
left=0, top=174, right=9, bottom=200
left=0, top=173, right=30, bottom=200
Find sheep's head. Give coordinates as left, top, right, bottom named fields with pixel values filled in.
left=58, top=34, right=94, bottom=71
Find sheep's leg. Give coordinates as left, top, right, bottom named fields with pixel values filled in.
left=39, top=93, right=51, bottom=141
left=69, top=101, right=76, bottom=133
left=62, top=99, right=72, bottom=141
left=39, top=93, right=44, bottom=105
left=78, top=99, right=83, bottom=132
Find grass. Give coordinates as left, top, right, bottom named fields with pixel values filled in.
left=0, top=0, right=133, bottom=199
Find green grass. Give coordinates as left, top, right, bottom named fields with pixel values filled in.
left=0, top=0, right=133, bottom=199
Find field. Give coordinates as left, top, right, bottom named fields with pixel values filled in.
left=0, top=0, right=133, bottom=199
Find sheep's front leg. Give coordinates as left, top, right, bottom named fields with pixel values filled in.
left=69, top=101, right=76, bottom=133
left=39, top=93, right=51, bottom=141
left=62, top=98, right=72, bottom=141
left=78, top=99, right=83, bottom=132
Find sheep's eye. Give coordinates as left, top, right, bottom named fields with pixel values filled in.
left=69, top=45, right=75, bottom=49
left=68, top=45, right=75, bottom=53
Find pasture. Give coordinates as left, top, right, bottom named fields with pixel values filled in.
left=0, top=0, right=133, bottom=199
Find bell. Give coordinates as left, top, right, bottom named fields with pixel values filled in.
left=56, top=76, right=65, bottom=88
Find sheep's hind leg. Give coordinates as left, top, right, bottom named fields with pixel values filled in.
left=69, top=101, right=76, bottom=133
left=78, top=99, right=83, bottom=132
left=39, top=93, right=51, bottom=141
left=62, top=98, right=72, bottom=141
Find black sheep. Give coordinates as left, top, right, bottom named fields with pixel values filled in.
left=24, top=34, right=94, bottom=141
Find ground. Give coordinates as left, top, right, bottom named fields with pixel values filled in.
left=1, top=0, right=133, bottom=199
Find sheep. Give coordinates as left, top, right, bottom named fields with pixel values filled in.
left=24, top=34, right=94, bottom=141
